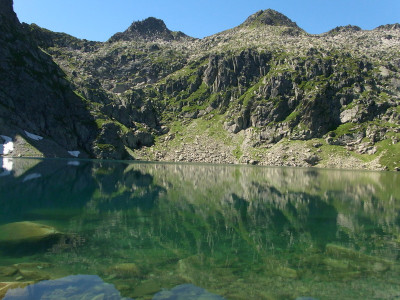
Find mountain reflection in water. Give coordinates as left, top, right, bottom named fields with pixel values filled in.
left=0, top=158, right=399, bottom=300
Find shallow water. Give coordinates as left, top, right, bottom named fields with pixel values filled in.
left=0, top=158, right=399, bottom=300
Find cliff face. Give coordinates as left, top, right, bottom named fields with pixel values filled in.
left=0, top=0, right=99, bottom=157
left=1, top=0, right=400, bottom=170
left=0, top=0, right=155, bottom=159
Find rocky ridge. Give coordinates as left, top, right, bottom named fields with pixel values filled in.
left=0, top=0, right=399, bottom=170
left=109, top=17, right=192, bottom=43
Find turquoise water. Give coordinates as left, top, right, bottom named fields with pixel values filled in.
left=0, top=158, right=399, bottom=299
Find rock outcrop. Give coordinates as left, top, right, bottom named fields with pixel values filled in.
left=241, top=9, right=300, bottom=28
left=109, top=17, right=191, bottom=42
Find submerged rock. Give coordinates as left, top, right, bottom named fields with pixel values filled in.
left=0, top=222, right=62, bottom=254
left=107, top=263, right=141, bottom=278
left=0, top=222, right=61, bottom=244
left=0, top=266, right=18, bottom=277
left=132, top=279, right=161, bottom=298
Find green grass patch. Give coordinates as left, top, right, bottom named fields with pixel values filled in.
left=233, top=146, right=243, bottom=160
left=97, top=144, right=116, bottom=152
left=283, top=110, right=299, bottom=123
left=333, top=123, right=358, bottom=137
left=378, top=139, right=400, bottom=170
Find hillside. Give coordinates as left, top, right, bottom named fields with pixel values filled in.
left=1, top=1, right=400, bottom=170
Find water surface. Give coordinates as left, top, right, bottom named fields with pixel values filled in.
left=0, top=158, right=399, bottom=299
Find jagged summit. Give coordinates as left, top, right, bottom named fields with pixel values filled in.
left=241, top=9, right=300, bottom=28
left=376, top=23, right=400, bottom=31
left=327, top=25, right=362, bottom=35
left=108, top=17, right=190, bottom=43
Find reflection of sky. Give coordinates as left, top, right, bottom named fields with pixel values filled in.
left=153, top=284, right=225, bottom=299
left=3, top=276, right=225, bottom=300
left=22, top=173, right=42, bottom=182
left=68, top=160, right=80, bottom=166
left=4, top=275, right=132, bottom=300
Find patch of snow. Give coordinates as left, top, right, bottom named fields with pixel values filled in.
left=23, top=173, right=42, bottom=182
left=68, top=151, right=80, bottom=158
left=24, top=131, right=43, bottom=141
left=68, top=161, right=80, bottom=166
left=0, top=135, right=14, bottom=155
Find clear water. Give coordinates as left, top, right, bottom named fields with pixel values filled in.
left=0, top=158, right=399, bottom=300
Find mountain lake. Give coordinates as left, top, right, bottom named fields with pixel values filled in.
left=0, top=158, right=399, bottom=299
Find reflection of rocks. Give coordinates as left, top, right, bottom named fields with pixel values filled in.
left=0, top=263, right=52, bottom=282
left=325, top=243, right=392, bottom=272
left=3, top=275, right=132, bottom=300
left=12, top=263, right=52, bottom=282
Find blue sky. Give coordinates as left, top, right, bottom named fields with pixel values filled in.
left=13, top=0, right=400, bottom=41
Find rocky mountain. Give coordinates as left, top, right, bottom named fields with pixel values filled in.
left=1, top=0, right=399, bottom=170
left=109, top=17, right=192, bottom=42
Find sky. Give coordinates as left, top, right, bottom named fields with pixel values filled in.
left=13, top=0, right=400, bottom=42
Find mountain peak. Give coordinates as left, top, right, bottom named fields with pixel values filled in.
left=128, top=17, right=169, bottom=35
left=375, top=23, right=400, bottom=31
left=108, top=17, right=190, bottom=43
left=327, top=25, right=362, bottom=35
left=0, top=0, right=18, bottom=24
left=242, top=9, right=299, bottom=28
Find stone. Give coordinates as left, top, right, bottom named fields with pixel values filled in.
left=18, top=269, right=50, bottom=281
left=340, top=107, right=359, bottom=123
left=0, top=222, right=61, bottom=244
left=0, top=266, right=18, bottom=277
left=107, top=263, right=141, bottom=278
left=131, top=280, right=161, bottom=298
left=304, top=155, right=320, bottom=166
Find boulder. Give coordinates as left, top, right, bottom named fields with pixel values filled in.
left=0, top=222, right=60, bottom=244
left=106, top=263, right=141, bottom=278
left=0, top=222, right=62, bottom=254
